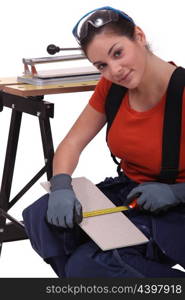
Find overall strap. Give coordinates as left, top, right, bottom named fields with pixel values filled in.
left=157, top=66, right=185, bottom=184
left=105, top=83, right=127, bottom=138
left=105, top=83, right=127, bottom=175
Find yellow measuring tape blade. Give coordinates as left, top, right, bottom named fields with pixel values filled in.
left=83, top=205, right=129, bottom=218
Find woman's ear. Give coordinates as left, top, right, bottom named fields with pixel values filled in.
left=134, top=26, right=147, bottom=46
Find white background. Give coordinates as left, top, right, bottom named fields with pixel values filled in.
left=0, top=0, right=185, bottom=277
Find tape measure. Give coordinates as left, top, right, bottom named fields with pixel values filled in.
left=83, top=205, right=129, bottom=218
left=83, top=199, right=138, bottom=218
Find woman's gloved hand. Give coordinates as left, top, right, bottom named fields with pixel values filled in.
left=126, top=182, right=185, bottom=213
left=46, top=173, right=83, bottom=228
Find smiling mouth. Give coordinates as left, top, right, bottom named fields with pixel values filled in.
left=118, top=71, right=132, bottom=83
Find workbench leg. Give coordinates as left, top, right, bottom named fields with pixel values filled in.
left=0, top=109, right=23, bottom=255
left=0, top=242, right=2, bottom=258
left=0, top=95, right=54, bottom=253
left=39, top=116, right=54, bottom=180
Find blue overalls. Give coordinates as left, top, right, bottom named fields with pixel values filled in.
left=22, top=175, right=185, bottom=277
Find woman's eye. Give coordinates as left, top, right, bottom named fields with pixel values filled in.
left=97, top=64, right=106, bottom=71
left=114, top=50, right=122, bottom=57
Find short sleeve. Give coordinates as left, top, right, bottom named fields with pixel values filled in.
left=89, top=76, right=112, bottom=113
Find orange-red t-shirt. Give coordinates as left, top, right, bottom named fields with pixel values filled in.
left=89, top=76, right=185, bottom=183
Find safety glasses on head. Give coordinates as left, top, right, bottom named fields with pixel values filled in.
left=72, top=6, right=135, bottom=44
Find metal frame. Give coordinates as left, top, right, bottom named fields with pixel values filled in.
left=0, top=91, right=54, bottom=253
left=23, top=52, right=85, bottom=76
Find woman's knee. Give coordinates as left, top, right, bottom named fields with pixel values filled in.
left=65, top=242, right=110, bottom=277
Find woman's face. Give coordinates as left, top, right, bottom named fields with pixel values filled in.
left=86, top=27, right=149, bottom=89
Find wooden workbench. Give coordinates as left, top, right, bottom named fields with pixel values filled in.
left=0, top=76, right=98, bottom=248
left=0, top=77, right=98, bottom=96
left=0, top=77, right=20, bottom=88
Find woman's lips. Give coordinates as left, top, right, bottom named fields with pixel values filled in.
left=118, top=70, right=133, bottom=83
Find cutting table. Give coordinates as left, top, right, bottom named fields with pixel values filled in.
left=0, top=71, right=98, bottom=255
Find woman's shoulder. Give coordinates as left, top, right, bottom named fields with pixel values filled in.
left=96, top=76, right=112, bottom=92
left=88, top=77, right=113, bottom=113
left=91, top=76, right=113, bottom=101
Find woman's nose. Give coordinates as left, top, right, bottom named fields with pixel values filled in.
left=109, top=62, right=122, bottom=77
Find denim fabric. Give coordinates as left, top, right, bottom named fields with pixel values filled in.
left=22, top=175, right=185, bottom=277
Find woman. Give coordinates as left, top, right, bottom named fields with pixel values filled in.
left=23, top=6, right=185, bottom=277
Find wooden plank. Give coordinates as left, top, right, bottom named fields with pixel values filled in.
left=0, top=77, right=22, bottom=89
left=3, top=80, right=98, bottom=97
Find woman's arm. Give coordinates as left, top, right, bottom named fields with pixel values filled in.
left=46, top=103, right=106, bottom=228
left=53, top=103, right=107, bottom=175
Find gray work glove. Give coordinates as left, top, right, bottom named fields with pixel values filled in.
left=126, top=182, right=185, bottom=213
left=46, top=173, right=82, bottom=228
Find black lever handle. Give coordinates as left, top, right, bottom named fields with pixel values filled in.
left=47, top=44, right=81, bottom=55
